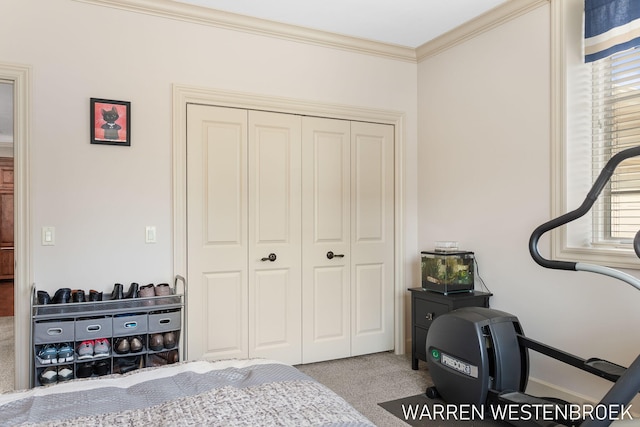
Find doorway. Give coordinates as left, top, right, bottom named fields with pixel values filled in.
left=0, top=156, right=13, bottom=317
left=0, top=80, right=14, bottom=392
left=0, top=63, right=31, bottom=391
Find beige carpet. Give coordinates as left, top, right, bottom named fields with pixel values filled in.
left=296, top=351, right=431, bottom=427
left=0, top=316, right=14, bottom=393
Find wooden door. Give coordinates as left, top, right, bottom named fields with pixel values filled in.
left=350, top=121, right=395, bottom=356
left=186, top=105, right=249, bottom=361
left=301, top=117, right=351, bottom=363
left=0, top=157, right=13, bottom=281
left=247, top=111, right=302, bottom=365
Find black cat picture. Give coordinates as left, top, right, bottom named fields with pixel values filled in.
left=100, top=106, right=121, bottom=140
left=90, top=98, right=131, bottom=146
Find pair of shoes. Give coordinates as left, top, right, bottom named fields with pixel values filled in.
left=38, top=288, right=72, bottom=304
left=139, top=283, right=173, bottom=306
left=149, top=331, right=177, bottom=351
left=140, top=283, right=173, bottom=305
left=76, top=360, right=110, bottom=378
left=36, top=343, right=74, bottom=364
left=138, top=283, right=172, bottom=298
left=114, top=336, right=144, bottom=354
left=148, top=350, right=179, bottom=367
left=36, top=288, right=71, bottom=305
left=113, top=356, right=142, bottom=374
left=114, top=356, right=141, bottom=374
left=76, top=338, right=110, bottom=360
left=109, top=283, right=139, bottom=300
left=39, top=365, right=73, bottom=385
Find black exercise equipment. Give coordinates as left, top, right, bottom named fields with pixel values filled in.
left=425, top=145, right=640, bottom=427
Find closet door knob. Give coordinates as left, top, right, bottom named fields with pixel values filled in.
left=261, top=253, right=277, bottom=262
left=326, top=251, right=345, bottom=260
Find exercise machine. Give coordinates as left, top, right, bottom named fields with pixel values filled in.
left=425, top=145, right=640, bottom=427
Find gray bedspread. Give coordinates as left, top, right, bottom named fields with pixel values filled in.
left=0, top=359, right=374, bottom=426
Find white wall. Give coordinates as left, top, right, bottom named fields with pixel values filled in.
left=1, top=0, right=419, bottom=387
left=418, top=2, right=640, bottom=406
left=0, top=0, right=418, bottom=295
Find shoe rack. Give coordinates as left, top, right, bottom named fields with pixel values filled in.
left=30, top=276, right=186, bottom=387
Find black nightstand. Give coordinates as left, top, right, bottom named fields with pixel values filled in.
left=409, top=287, right=492, bottom=370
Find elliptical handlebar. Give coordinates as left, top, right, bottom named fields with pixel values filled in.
left=529, top=145, right=640, bottom=290
left=635, top=229, right=640, bottom=260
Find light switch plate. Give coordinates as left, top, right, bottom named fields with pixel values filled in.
left=42, top=226, right=55, bottom=246
left=145, top=226, right=157, bottom=243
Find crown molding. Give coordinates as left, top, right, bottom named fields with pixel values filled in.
left=72, top=0, right=417, bottom=62
left=416, top=0, right=549, bottom=62
left=73, top=0, right=548, bottom=64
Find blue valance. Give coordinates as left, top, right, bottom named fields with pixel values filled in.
left=585, top=0, right=640, bottom=62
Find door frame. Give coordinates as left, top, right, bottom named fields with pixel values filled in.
left=172, top=84, right=407, bottom=355
left=0, top=62, right=32, bottom=389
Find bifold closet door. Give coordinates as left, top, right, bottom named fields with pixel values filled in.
left=186, top=105, right=302, bottom=364
left=302, top=118, right=394, bottom=363
left=186, top=105, right=393, bottom=365
left=186, top=104, right=249, bottom=361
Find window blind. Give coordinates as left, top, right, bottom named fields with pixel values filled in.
left=591, top=46, right=640, bottom=243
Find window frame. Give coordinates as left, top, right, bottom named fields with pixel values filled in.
left=552, top=0, right=640, bottom=269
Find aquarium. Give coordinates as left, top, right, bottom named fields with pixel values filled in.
left=421, top=251, right=474, bottom=294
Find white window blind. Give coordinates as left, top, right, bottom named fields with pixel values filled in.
left=591, top=46, right=640, bottom=245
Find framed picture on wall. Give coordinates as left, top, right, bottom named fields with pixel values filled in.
left=90, top=98, right=131, bottom=146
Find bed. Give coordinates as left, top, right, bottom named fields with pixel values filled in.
left=0, top=359, right=375, bottom=426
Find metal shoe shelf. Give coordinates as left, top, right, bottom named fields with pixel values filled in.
left=30, top=276, right=187, bottom=387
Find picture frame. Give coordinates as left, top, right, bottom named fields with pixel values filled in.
left=90, top=98, right=131, bottom=146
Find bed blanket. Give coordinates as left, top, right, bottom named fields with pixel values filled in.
left=0, top=359, right=374, bottom=427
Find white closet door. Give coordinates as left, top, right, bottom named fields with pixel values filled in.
left=186, top=105, right=393, bottom=364
left=350, top=121, right=395, bottom=356
left=302, top=117, right=351, bottom=363
left=186, top=104, right=248, bottom=361
left=248, top=111, right=302, bottom=365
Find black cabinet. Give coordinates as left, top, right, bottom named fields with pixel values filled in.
left=409, top=287, right=491, bottom=370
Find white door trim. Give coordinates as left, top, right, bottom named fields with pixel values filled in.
left=172, top=84, right=406, bottom=355
left=0, top=62, right=32, bottom=389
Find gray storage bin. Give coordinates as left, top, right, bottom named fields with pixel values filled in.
left=113, top=314, right=147, bottom=337
left=34, top=320, right=75, bottom=344
left=75, top=317, right=113, bottom=341
left=148, top=311, right=181, bottom=333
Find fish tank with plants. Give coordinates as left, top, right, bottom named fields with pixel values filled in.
left=421, top=251, right=475, bottom=294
